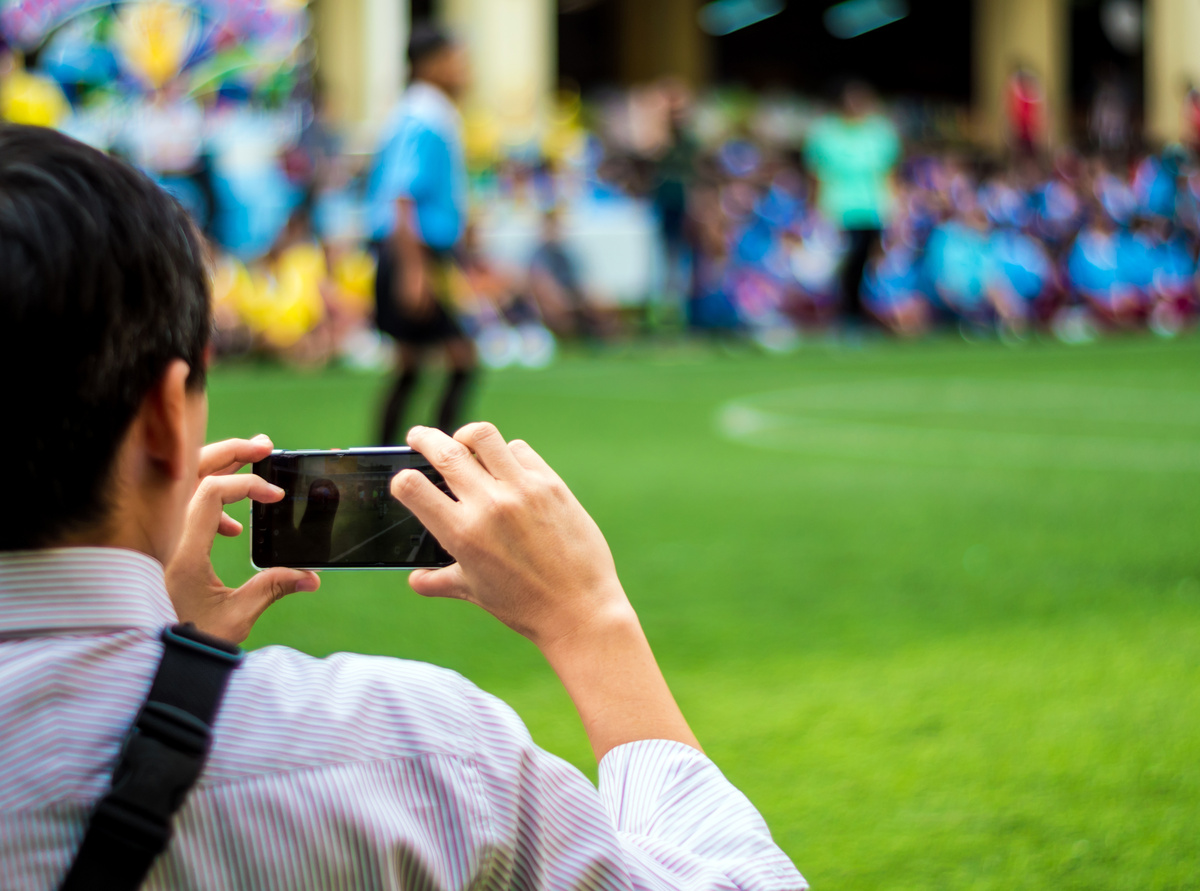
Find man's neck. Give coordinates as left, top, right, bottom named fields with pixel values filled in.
left=51, top=524, right=163, bottom=565
left=50, top=484, right=171, bottom=566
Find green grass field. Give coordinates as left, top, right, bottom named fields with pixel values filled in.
left=208, top=335, right=1200, bottom=889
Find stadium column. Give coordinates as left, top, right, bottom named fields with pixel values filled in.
left=973, top=0, right=1068, bottom=148
left=312, top=0, right=407, bottom=148
left=1145, top=0, right=1200, bottom=143
left=616, top=0, right=710, bottom=86
left=441, top=0, right=556, bottom=157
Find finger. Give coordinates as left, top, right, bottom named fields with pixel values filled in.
left=454, top=422, right=522, bottom=481
left=407, top=425, right=491, bottom=496
left=180, top=474, right=284, bottom=556
left=199, top=434, right=273, bottom=478
left=508, top=439, right=553, bottom=474
left=200, top=473, right=285, bottom=508
left=390, top=469, right=460, bottom=547
left=247, top=567, right=320, bottom=601
left=409, top=564, right=468, bottom=600
left=218, top=512, right=243, bottom=537
left=229, top=569, right=320, bottom=641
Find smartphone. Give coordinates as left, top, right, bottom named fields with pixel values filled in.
left=251, top=448, right=454, bottom=570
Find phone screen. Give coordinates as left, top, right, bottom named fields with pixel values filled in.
left=251, top=448, right=454, bottom=569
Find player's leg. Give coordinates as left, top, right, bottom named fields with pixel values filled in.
left=435, top=336, right=478, bottom=433
left=840, top=229, right=878, bottom=324
left=379, top=342, right=423, bottom=445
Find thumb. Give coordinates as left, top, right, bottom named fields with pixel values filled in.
left=409, top=564, right=467, bottom=600
left=238, top=568, right=320, bottom=622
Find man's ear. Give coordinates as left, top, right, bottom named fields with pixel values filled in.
left=140, top=359, right=193, bottom=482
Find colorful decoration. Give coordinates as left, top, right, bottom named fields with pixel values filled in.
left=0, top=60, right=70, bottom=124
left=113, top=2, right=198, bottom=88
left=0, top=0, right=308, bottom=103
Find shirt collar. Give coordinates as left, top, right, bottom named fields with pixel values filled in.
left=404, top=80, right=462, bottom=128
left=0, top=547, right=177, bottom=637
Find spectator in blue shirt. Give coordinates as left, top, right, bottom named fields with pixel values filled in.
left=528, top=209, right=601, bottom=340
left=368, top=23, right=476, bottom=443
left=1151, top=220, right=1197, bottom=301
left=862, top=232, right=929, bottom=337
left=925, top=203, right=995, bottom=324
left=1148, top=219, right=1198, bottom=336
left=989, top=222, right=1052, bottom=334
left=1067, top=205, right=1141, bottom=325
left=1116, top=222, right=1157, bottom=300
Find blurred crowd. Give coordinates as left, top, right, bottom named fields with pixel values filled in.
left=664, top=130, right=1200, bottom=346
left=203, top=78, right=1200, bottom=365
left=599, top=78, right=1200, bottom=347
left=5, top=12, right=1198, bottom=364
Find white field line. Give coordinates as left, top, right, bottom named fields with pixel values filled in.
left=731, top=377, right=1200, bottom=428
left=716, top=381, right=1200, bottom=474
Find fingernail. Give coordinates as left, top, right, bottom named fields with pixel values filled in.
left=253, top=433, right=270, bottom=442
left=269, top=484, right=285, bottom=496
left=296, top=574, right=319, bottom=592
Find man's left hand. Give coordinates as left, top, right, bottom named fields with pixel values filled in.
left=166, top=435, right=319, bottom=643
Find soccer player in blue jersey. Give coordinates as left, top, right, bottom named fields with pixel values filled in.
left=366, top=23, right=476, bottom=442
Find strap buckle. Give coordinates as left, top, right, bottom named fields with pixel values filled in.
left=162, top=623, right=245, bottom=666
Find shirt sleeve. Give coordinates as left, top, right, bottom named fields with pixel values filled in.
left=599, top=740, right=806, bottom=890
left=392, top=126, right=445, bottom=204
left=372, top=124, right=428, bottom=212
left=454, top=673, right=806, bottom=891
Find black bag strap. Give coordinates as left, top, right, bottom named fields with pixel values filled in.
left=59, top=623, right=244, bottom=891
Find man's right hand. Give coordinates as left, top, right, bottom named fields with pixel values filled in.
left=390, top=423, right=629, bottom=649
left=390, top=423, right=700, bottom=761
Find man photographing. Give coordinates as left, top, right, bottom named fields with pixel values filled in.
left=0, top=125, right=803, bottom=888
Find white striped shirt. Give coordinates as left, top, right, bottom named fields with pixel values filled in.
left=0, top=548, right=805, bottom=890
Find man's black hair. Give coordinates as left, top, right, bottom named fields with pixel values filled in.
left=0, top=124, right=210, bottom=549
left=407, top=21, right=454, bottom=69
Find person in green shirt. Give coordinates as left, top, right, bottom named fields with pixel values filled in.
left=804, top=81, right=900, bottom=326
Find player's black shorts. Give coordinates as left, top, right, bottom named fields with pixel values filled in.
left=373, top=241, right=464, bottom=346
